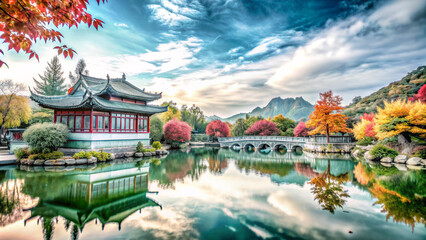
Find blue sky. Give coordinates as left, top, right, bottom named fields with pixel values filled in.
left=1, top=0, right=426, bottom=117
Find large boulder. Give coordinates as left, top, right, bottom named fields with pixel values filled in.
left=88, top=157, right=97, bottom=164
left=144, top=152, right=153, bottom=157
left=394, top=155, right=408, bottom=164
left=65, top=159, right=76, bottom=165
left=134, top=152, right=144, bottom=158
left=110, top=153, right=116, bottom=160
left=55, top=159, right=66, bottom=165
left=44, top=160, right=55, bottom=166
left=124, top=152, right=135, bottom=158
left=380, top=157, right=393, bottom=163
left=364, top=151, right=375, bottom=161
left=34, top=160, right=45, bottom=165
left=76, top=158, right=88, bottom=165
left=27, top=159, right=35, bottom=165
left=406, top=157, right=422, bottom=166
left=352, top=149, right=361, bottom=158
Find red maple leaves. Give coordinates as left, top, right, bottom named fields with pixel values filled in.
left=164, top=118, right=192, bottom=143
left=206, top=120, right=230, bottom=137
left=0, top=0, right=106, bottom=67
left=245, top=120, right=280, bottom=136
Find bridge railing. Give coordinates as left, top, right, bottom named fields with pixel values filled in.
left=306, top=136, right=353, bottom=144
left=218, top=136, right=307, bottom=143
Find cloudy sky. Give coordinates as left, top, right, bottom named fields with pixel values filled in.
left=1, top=0, right=425, bottom=117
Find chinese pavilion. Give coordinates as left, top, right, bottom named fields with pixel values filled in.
left=30, top=74, right=167, bottom=149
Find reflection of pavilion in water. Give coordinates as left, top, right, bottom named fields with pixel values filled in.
left=220, top=149, right=355, bottom=186
left=24, top=162, right=161, bottom=231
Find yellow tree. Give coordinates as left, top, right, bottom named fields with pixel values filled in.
left=160, top=101, right=181, bottom=123
left=0, top=80, right=31, bottom=130
left=306, top=90, right=350, bottom=143
left=375, top=99, right=426, bottom=141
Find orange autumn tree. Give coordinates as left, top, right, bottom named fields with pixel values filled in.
left=306, top=90, right=350, bottom=143
left=0, top=0, right=106, bottom=68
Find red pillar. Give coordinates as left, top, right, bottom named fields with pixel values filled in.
left=89, top=110, right=93, bottom=133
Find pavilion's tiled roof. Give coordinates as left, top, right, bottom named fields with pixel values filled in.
left=93, top=96, right=168, bottom=114
left=30, top=74, right=167, bottom=115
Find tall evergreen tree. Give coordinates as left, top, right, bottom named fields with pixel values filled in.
left=33, top=56, right=67, bottom=95
left=69, top=59, right=89, bottom=84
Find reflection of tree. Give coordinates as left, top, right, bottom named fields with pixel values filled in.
left=42, top=217, right=54, bottom=240
left=236, top=160, right=293, bottom=177
left=0, top=179, right=35, bottom=227
left=309, top=160, right=349, bottom=214
left=294, top=163, right=319, bottom=178
left=353, top=162, right=426, bottom=230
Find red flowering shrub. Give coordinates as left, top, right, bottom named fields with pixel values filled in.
left=164, top=118, right=192, bottom=143
left=361, top=112, right=375, bottom=122
left=408, top=84, right=426, bottom=103
left=294, top=122, right=309, bottom=137
left=206, top=120, right=230, bottom=137
left=245, top=120, right=280, bottom=136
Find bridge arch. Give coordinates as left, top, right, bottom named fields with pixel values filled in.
left=230, top=143, right=241, bottom=151
left=291, top=145, right=303, bottom=152
left=274, top=144, right=288, bottom=153
left=244, top=143, right=256, bottom=152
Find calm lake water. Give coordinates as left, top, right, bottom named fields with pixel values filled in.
left=0, top=148, right=424, bottom=240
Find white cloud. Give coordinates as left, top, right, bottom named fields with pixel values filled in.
left=246, top=36, right=285, bottom=57
left=266, top=0, right=426, bottom=97
left=113, top=23, right=129, bottom=28
left=148, top=0, right=206, bottom=27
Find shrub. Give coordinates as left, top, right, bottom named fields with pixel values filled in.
left=294, top=121, right=309, bottom=137
left=152, top=141, right=162, bottom=150
left=73, top=151, right=92, bottom=159
left=142, top=148, right=156, bottom=153
left=414, top=146, right=426, bottom=158
left=23, top=122, right=68, bottom=153
left=28, top=151, right=64, bottom=160
left=357, top=137, right=374, bottom=146
left=15, top=147, right=30, bottom=160
left=136, top=141, right=144, bottom=153
left=370, top=144, right=398, bottom=159
left=88, top=150, right=111, bottom=161
left=245, top=120, right=280, bottom=136
left=164, top=118, right=192, bottom=143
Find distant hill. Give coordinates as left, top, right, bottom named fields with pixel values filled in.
left=207, top=97, right=314, bottom=123
left=343, top=66, right=426, bottom=123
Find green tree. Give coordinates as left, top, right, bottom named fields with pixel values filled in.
left=150, top=115, right=164, bottom=142
left=33, top=56, right=67, bottom=95
left=245, top=114, right=264, bottom=129
left=69, top=59, right=89, bottom=84
left=272, top=114, right=296, bottom=136
left=181, top=104, right=207, bottom=133
left=232, top=118, right=247, bottom=136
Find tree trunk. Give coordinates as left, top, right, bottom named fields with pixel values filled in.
left=326, top=124, right=330, bottom=143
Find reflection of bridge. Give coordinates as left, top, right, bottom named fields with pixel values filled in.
left=218, top=136, right=306, bottom=151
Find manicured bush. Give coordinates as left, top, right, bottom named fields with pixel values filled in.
left=23, top=122, right=69, bottom=153
left=370, top=144, right=398, bottom=159
left=152, top=141, right=162, bottom=150
left=142, top=148, right=156, bottom=153
left=357, top=137, right=374, bottom=146
left=414, top=146, right=426, bottom=158
left=164, top=118, right=192, bottom=148
left=136, top=141, right=144, bottom=153
left=73, top=151, right=92, bottom=159
left=88, top=150, right=111, bottom=161
left=28, top=151, right=64, bottom=160
left=294, top=121, right=309, bottom=137
left=15, top=147, right=30, bottom=160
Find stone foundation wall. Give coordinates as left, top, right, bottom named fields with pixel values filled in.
left=304, top=142, right=355, bottom=153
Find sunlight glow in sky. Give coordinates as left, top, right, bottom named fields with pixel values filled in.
left=1, top=0, right=425, bottom=117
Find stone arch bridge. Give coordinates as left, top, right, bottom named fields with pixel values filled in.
left=218, top=136, right=307, bottom=152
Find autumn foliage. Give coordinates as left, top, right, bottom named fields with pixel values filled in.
left=306, top=90, right=350, bottom=142
left=353, top=113, right=377, bottom=140
left=206, top=120, right=230, bottom=137
left=245, top=120, right=280, bottom=136
left=163, top=118, right=192, bottom=143
left=293, top=121, right=308, bottom=137
left=0, top=0, right=106, bottom=67
left=374, top=99, right=426, bottom=140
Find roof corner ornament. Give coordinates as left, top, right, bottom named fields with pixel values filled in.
left=143, top=88, right=145, bottom=92
left=107, top=74, right=110, bottom=84
left=122, top=73, right=126, bottom=81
